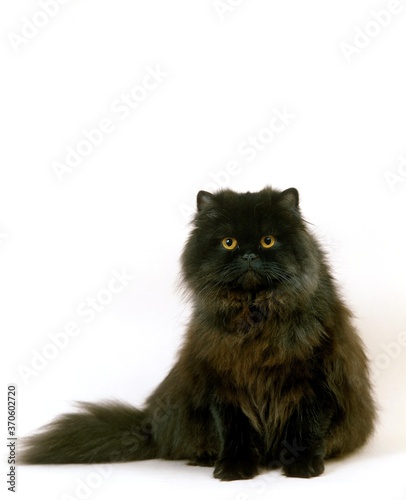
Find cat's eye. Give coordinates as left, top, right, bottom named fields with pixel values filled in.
left=222, top=237, right=238, bottom=250
left=260, top=235, right=276, bottom=249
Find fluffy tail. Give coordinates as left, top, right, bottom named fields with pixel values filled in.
left=19, top=401, right=158, bottom=464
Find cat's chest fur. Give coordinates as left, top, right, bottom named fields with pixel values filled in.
left=187, top=293, right=321, bottom=437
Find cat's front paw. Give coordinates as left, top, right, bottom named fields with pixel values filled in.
left=213, top=458, right=259, bottom=481
left=283, top=455, right=325, bottom=478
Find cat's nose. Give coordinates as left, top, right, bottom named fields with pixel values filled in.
left=242, top=253, right=258, bottom=262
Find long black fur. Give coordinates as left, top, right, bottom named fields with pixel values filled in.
left=20, top=186, right=376, bottom=480
left=20, top=402, right=157, bottom=464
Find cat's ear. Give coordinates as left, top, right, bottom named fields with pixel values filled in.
left=280, top=188, right=299, bottom=209
left=197, top=191, right=214, bottom=212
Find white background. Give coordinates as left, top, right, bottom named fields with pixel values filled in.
left=1, top=1, right=406, bottom=499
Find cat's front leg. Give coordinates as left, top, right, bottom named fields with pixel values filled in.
left=211, top=401, right=261, bottom=481
left=280, top=399, right=332, bottom=479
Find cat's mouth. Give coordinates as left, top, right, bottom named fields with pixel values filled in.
left=238, top=269, right=262, bottom=289
left=217, top=263, right=283, bottom=292
left=234, top=268, right=278, bottom=292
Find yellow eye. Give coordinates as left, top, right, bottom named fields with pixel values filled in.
left=260, top=235, right=276, bottom=248
left=222, top=237, right=238, bottom=250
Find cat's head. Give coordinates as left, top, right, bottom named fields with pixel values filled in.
left=181, top=187, right=321, bottom=299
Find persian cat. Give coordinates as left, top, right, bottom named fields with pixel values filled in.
left=20, top=186, right=376, bottom=480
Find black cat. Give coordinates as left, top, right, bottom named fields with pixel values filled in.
left=20, top=186, right=376, bottom=481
